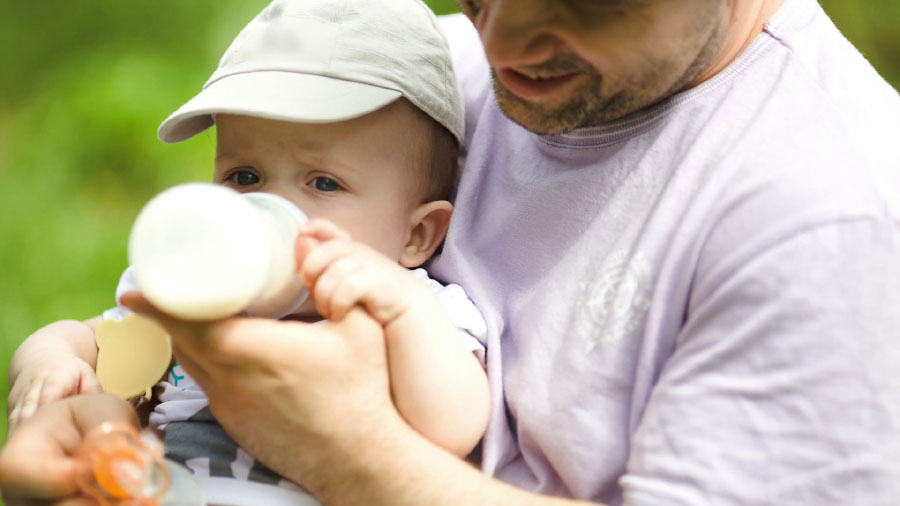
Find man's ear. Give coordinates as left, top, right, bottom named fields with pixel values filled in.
left=399, top=200, right=453, bottom=268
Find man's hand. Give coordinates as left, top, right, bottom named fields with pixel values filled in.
left=295, top=219, right=433, bottom=324
left=7, top=353, right=102, bottom=435
left=121, top=292, right=404, bottom=495
left=0, top=394, right=138, bottom=506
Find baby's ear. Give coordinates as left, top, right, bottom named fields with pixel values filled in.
left=399, top=200, right=453, bottom=268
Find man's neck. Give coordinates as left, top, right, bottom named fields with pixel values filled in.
left=691, top=0, right=786, bottom=86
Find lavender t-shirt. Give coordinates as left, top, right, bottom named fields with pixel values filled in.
left=432, top=0, right=900, bottom=504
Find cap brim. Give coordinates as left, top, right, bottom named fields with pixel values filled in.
left=158, top=71, right=402, bottom=143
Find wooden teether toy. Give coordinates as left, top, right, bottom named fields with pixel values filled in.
left=95, top=314, right=172, bottom=399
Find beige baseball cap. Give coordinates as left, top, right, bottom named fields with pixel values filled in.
left=158, top=0, right=463, bottom=143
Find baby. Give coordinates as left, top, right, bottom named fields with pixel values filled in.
left=7, top=0, right=490, bottom=504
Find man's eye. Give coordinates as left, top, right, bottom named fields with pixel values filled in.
left=310, top=177, right=342, bottom=192
left=228, top=170, right=260, bottom=186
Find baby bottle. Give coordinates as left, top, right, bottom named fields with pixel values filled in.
left=128, top=182, right=309, bottom=321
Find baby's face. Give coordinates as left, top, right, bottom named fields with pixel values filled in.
left=213, top=101, right=430, bottom=263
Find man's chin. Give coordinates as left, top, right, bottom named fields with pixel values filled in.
left=491, top=77, right=642, bottom=135
left=492, top=80, right=584, bottom=135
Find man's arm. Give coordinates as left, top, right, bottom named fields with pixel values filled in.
left=621, top=217, right=900, bottom=504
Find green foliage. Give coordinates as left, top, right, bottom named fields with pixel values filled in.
left=0, top=0, right=897, bottom=487
left=0, top=0, right=467, bottom=466
left=0, top=0, right=269, bottom=455
left=819, top=0, right=900, bottom=87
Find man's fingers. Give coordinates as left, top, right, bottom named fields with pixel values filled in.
left=56, top=498, right=97, bottom=506
left=120, top=291, right=202, bottom=340
left=1, top=496, right=94, bottom=506
left=119, top=291, right=158, bottom=318
left=0, top=395, right=133, bottom=501
left=0, top=455, right=79, bottom=501
left=65, top=394, right=139, bottom=439
left=122, top=290, right=323, bottom=390
left=324, top=307, right=384, bottom=351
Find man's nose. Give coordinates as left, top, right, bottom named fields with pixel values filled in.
left=475, top=0, right=562, bottom=69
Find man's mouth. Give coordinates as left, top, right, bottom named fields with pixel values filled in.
left=496, top=68, right=581, bottom=101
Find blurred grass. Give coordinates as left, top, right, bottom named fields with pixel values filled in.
left=0, top=0, right=896, bottom=487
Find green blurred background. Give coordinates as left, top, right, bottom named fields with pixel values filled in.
left=0, top=0, right=897, bottom=466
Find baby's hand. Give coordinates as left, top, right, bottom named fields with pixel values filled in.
left=296, top=219, right=431, bottom=325
left=7, top=354, right=102, bottom=434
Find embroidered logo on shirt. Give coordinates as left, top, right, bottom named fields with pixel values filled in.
left=576, top=250, right=651, bottom=352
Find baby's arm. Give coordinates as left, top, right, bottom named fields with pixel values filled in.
left=297, top=221, right=490, bottom=457
left=8, top=318, right=103, bottom=432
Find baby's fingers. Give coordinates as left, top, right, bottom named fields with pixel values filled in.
left=78, top=372, right=103, bottom=395
left=35, top=375, right=79, bottom=409
left=298, top=239, right=357, bottom=289
left=7, top=383, right=43, bottom=435
left=299, top=219, right=353, bottom=242
left=295, top=220, right=352, bottom=268
left=319, top=261, right=372, bottom=322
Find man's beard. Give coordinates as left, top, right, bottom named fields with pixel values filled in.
left=487, top=30, right=723, bottom=136
left=489, top=67, right=642, bottom=136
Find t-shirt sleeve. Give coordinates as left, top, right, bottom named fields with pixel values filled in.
left=101, top=266, right=138, bottom=321
left=621, top=217, right=900, bottom=504
left=410, top=268, right=487, bottom=365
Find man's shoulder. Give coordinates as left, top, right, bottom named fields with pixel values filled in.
left=437, top=14, right=495, bottom=120
left=748, top=0, right=900, bottom=159
left=437, top=14, right=480, bottom=57
left=665, top=0, right=899, bottom=203
left=718, top=2, right=900, bottom=213
left=437, top=14, right=485, bottom=74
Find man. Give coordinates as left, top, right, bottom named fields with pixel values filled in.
left=4, top=0, right=900, bottom=504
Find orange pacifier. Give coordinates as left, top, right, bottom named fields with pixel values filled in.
left=75, top=422, right=169, bottom=506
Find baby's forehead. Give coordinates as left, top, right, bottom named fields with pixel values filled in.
left=213, top=106, right=432, bottom=174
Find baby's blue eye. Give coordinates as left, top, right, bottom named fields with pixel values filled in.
left=229, top=170, right=260, bottom=186
left=311, top=177, right=341, bottom=192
